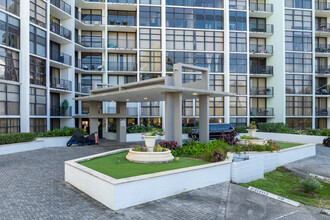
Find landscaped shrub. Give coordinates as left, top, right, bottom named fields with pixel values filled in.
left=182, top=127, right=197, bottom=134
left=201, top=148, right=226, bottom=162
left=218, top=132, right=239, bottom=145
left=126, top=125, right=155, bottom=133
left=257, top=122, right=291, bottom=133
left=0, top=133, right=38, bottom=145
left=299, top=178, right=323, bottom=193
left=38, top=126, right=87, bottom=137
left=235, top=126, right=248, bottom=133
left=231, top=140, right=279, bottom=154
left=158, top=141, right=180, bottom=151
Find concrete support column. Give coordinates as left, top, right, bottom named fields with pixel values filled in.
left=165, top=92, right=182, bottom=146
left=116, top=102, right=127, bottom=142
left=89, top=101, right=99, bottom=134
left=199, top=95, right=209, bottom=143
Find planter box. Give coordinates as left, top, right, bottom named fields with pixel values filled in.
left=231, top=144, right=316, bottom=183
left=65, top=149, right=232, bottom=210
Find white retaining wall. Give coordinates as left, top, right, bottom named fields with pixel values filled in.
left=103, top=132, right=189, bottom=142
left=231, top=156, right=264, bottom=183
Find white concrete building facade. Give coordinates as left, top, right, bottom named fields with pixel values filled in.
left=0, top=0, right=329, bottom=135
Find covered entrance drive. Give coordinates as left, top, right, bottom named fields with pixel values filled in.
left=75, top=64, right=234, bottom=145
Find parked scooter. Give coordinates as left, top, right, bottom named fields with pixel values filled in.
left=67, top=130, right=98, bottom=147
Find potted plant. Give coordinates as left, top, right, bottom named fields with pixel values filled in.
left=247, top=121, right=257, bottom=138
left=61, top=99, right=69, bottom=116
left=142, top=128, right=164, bottom=152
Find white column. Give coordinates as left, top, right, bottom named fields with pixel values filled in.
left=165, top=92, right=182, bottom=146
left=116, top=102, right=127, bottom=142
left=199, top=95, right=209, bottom=143
left=223, top=0, right=230, bottom=124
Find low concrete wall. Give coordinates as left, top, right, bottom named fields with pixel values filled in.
left=103, top=132, right=189, bottom=142
left=65, top=149, right=232, bottom=210
left=231, top=144, right=316, bottom=183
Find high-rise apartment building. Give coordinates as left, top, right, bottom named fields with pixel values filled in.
left=0, top=0, right=329, bottom=135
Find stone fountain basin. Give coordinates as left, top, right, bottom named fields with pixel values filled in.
left=238, top=138, right=268, bottom=145
left=126, top=149, right=174, bottom=163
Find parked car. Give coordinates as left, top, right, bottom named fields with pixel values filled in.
left=188, top=123, right=235, bottom=141
left=323, top=137, right=330, bottom=147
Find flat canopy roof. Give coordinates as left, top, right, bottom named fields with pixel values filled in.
left=74, top=84, right=235, bottom=102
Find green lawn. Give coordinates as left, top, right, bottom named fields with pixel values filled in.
left=276, top=142, right=302, bottom=150
left=79, top=152, right=210, bottom=179
left=240, top=168, right=330, bottom=209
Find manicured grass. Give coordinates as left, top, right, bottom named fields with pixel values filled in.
left=240, top=167, right=330, bottom=209
left=276, top=142, right=302, bottom=150
left=79, top=152, right=210, bottom=179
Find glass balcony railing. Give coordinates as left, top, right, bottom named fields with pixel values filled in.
left=315, top=44, right=330, bottom=53
left=75, top=10, right=104, bottom=25
left=250, top=108, right=274, bottom=117
left=250, top=87, right=274, bottom=96
left=75, top=35, right=105, bottom=48
left=108, top=0, right=136, bottom=3
left=50, top=105, right=72, bottom=116
left=249, top=3, right=273, bottom=13
left=315, top=65, right=330, bottom=74
left=50, top=50, right=72, bottom=65
left=50, top=22, right=72, bottom=40
left=108, top=16, right=136, bottom=26
left=316, top=108, right=330, bottom=116
left=315, top=3, right=330, bottom=10
left=50, top=78, right=72, bottom=91
left=107, top=39, right=136, bottom=49
left=250, top=66, right=273, bottom=75
left=108, top=62, right=137, bottom=71
left=316, top=85, right=330, bottom=95
left=250, top=44, right=273, bottom=54
left=316, top=24, right=330, bottom=32
left=75, top=59, right=105, bottom=71
left=50, top=0, right=71, bottom=15
left=249, top=24, right=274, bottom=33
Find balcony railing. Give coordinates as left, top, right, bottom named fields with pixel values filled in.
left=75, top=59, right=105, bottom=71
left=75, top=11, right=104, bottom=25
left=315, top=65, right=330, bottom=74
left=250, top=87, right=274, bottom=96
left=316, top=84, right=330, bottom=95
left=315, top=44, right=330, bottom=53
left=316, top=108, right=330, bottom=116
left=249, top=24, right=274, bottom=33
left=50, top=105, right=72, bottom=116
left=315, top=2, right=330, bottom=10
left=50, top=50, right=72, bottom=65
left=107, top=107, right=138, bottom=115
left=250, top=108, right=274, bottom=117
left=76, top=35, right=105, bottom=48
left=108, top=39, right=136, bottom=49
left=50, top=78, right=72, bottom=91
left=108, top=0, right=136, bottom=3
left=108, top=62, right=137, bottom=71
left=50, top=0, right=71, bottom=15
left=249, top=3, right=273, bottom=13
left=250, top=66, right=273, bottom=75
left=50, top=22, right=72, bottom=40
left=82, top=106, right=89, bottom=114
left=108, top=17, right=136, bottom=26
left=316, top=24, right=330, bottom=32
left=250, top=44, right=273, bottom=54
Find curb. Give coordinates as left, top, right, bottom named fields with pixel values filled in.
left=309, top=173, right=330, bottom=184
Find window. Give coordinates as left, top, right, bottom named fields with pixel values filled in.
left=82, top=9, right=102, bottom=25
left=230, top=32, right=247, bottom=52
left=0, top=11, right=20, bottom=49
left=230, top=75, right=247, bottom=95
left=30, top=56, right=46, bottom=86
left=0, top=83, right=19, bottom=115
left=109, top=32, right=136, bottom=49
left=0, top=0, right=19, bottom=16
left=230, top=96, right=247, bottom=116
left=167, top=52, right=223, bottom=72
left=30, top=88, right=46, bottom=115
left=230, top=118, right=247, bottom=127
left=140, top=29, right=161, bottom=49
left=140, top=0, right=161, bottom=4
left=285, top=52, right=312, bottom=73
left=285, top=31, right=312, bottom=52
left=81, top=31, right=103, bottom=48
left=250, top=18, right=270, bottom=32
left=30, top=118, right=47, bottom=133
left=166, top=8, right=223, bottom=30
left=286, top=74, right=312, bottom=94
left=230, top=54, right=247, bottom=73
left=141, top=102, right=160, bottom=116
left=167, top=29, right=223, bottom=51
left=209, top=97, right=224, bottom=116
left=81, top=53, right=103, bottom=71
left=229, top=11, right=246, bottom=31
left=109, top=75, right=136, bottom=85
left=140, top=51, right=161, bottom=72
left=286, top=96, right=312, bottom=116
left=81, top=75, right=102, bottom=93
left=286, top=118, right=312, bottom=129
left=285, top=0, right=311, bottom=9
left=140, top=6, right=161, bottom=27
left=30, top=0, right=47, bottom=28
left=229, top=0, right=246, bottom=9
left=166, top=0, right=223, bottom=8
left=209, top=74, right=224, bottom=91
left=140, top=118, right=162, bottom=128
left=108, top=10, right=136, bottom=26
left=0, top=118, right=19, bottom=133
left=30, top=25, right=46, bottom=57
left=183, top=99, right=193, bottom=116
left=285, top=9, right=312, bottom=30
left=0, top=47, right=19, bottom=81
left=108, top=54, right=136, bottom=71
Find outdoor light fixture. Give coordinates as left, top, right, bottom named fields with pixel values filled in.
left=144, top=97, right=148, bottom=100
left=192, top=92, right=198, bottom=95
left=126, top=99, right=130, bottom=102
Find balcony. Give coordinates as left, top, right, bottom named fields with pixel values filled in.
left=316, top=24, right=330, bottom=37
left=249, top=3, right=273, bottom=18
left=250, top=108, right=274, bottom=117
left=315, top=65, right=330, bottom=75
left=316, top=85, right=330, bottom=96
left=50, top=105, right=72, bottom=117
left=250, top=66, right=273, bottom=76
left=108, top=12, right=137, bottom=32
left=50, top=78, right=72, bottom=91
left=108, top=39, right=136, bottom=53
left=316, top=108, right=330, bottom=116
left=250, top=87, right=274, bottom=97
left=50, top=0, right=71, bottom=15
left=75, top=10, right=105, bottom=30
left=249, top=24, right=274, bottom=37
left=50, top=22, right=72, bottom=41
left=249, top=44, right=273, bottom=57
left=108, top=62, right=136, bottom=71
left=315, top=44, right=330, bottom=57
left=75, top=59, right=105, bottom=72
left=108, top=0, right=136, bottom=3
left=50, top=50, right=72, bottom=66
left=316, top=3, right=330, bottom=16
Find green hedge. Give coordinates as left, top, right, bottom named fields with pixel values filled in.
left=0, top=133, right=38, bottom=145
left=126, top=125, right=155, bottom=133
left=182, top=127, right=197, bottom=134
left=38, top=126, right=87, bottom=137
left=235, top=126, right=248, bottom=133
